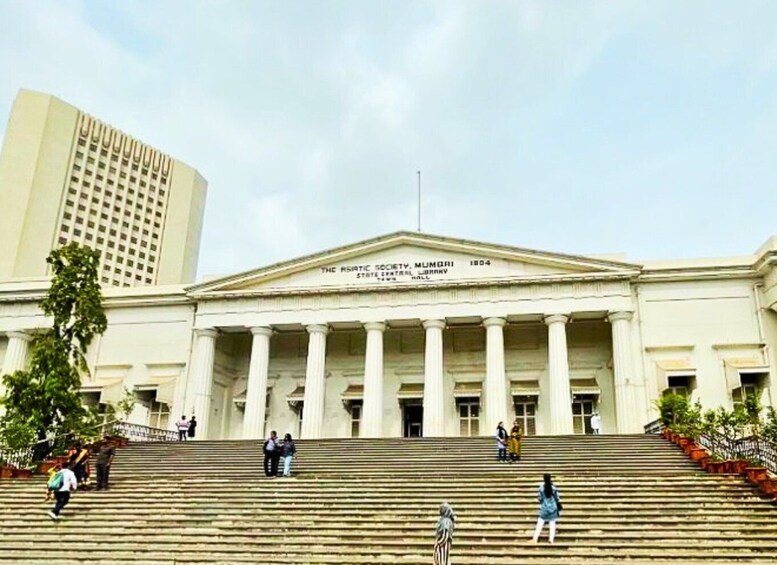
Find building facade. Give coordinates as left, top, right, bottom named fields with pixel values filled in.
left=1, top=231, right=777, bottom=440
left=0, top=89, right=207, bottom=287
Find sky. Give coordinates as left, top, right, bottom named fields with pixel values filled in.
left=1, top=1, right=777, bottom=279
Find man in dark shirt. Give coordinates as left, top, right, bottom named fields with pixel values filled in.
left=95, top=436, right=116, bottom=491
left=263, top=431, right=280, bottom=477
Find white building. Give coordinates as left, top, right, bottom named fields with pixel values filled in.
left=2, top=231, right=777, bottom=439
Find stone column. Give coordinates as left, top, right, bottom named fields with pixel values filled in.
left=189, top=329, right=218, bottom=439
left=484, top=317, right=508, bottom=431
left=609, top=311, right=637, bottom=434
left=2, top=331, right=32, bottom=376
left=423, top=319, right=446, bottom=437
left=1, top=331, right=33, bottom=411
left=243, top=327, right=273, bottom=440
left=544, top=314, right=573, bottom=435
left=361, top=322, right=386, bottom=438
left=301, top=324, right=328, bottom=439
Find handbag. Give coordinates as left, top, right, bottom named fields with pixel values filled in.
left=553, top=491, right=563, bottom=512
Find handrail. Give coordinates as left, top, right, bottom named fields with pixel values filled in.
left=653, top=421, right=777, bottom=475
left=0, top=418, right=180, bottom=469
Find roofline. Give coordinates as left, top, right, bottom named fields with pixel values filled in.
left=188, top=230, right=644, bottom=294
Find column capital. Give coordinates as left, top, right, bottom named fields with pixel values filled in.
left=422, top=319, right=446, bottom=331
left=543, top=314, right=569, bottom=326
left=195, top=328, right=219, bottom=339
left=250, top=326, right=274, bottom=337
left=6, top=330, right=33, bottom=342
left=483, top=317, right=507, bottom=328
left=306, top=324, right=329, bottom=335
left=607, top=311, right=634, bottom=323
left=363, top=321, right=386, bottom=333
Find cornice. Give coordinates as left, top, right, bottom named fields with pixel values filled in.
left=188, top=271, right=638, bottom=301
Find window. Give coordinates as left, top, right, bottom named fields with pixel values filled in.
left=572, top=397, right=596, bottom=434
left=733, top=372, right=770, bottom=409
left=514, top=398, right=537, bottom=436
left=458, top=398, right=480, bottom=437
left=148, top=401, right=170, bottom=430
left=350, top=402, right=362, bottom=438
left=664, top=375, right=693, bottom=398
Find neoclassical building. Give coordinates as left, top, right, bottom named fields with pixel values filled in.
left=2, top=231, right=777, bottom=440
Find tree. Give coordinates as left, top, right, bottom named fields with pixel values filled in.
left=0, top=243, right=107, bottom=459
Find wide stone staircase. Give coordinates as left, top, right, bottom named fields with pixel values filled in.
left=1, top=435, right=776, bottom=564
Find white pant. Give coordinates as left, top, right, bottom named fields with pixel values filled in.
left=532, top=518, right=557, bottom=543
left=283, top=455, right=293, bottom=476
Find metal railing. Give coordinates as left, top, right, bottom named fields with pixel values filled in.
left=645, top=419, right=777, bottom=475
left=102, top=421, right=178, bottom=443
left=644, top=419, right=663, bottom=435
left=1, top=420, right=178, bottom=469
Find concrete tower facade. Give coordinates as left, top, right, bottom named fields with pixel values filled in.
left=0, top=89, right=207, bottom=286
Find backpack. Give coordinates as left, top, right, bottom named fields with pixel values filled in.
left=47, top=470, right=64, bottom=491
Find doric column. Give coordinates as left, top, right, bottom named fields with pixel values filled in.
left=301, top=324, right=328, bottom=439
left=423, top=319, right=446, bottom=437
left=609, top=311, right=637, bottom=433
left=243, top=327, right=273, bottom=439
left=483, top=317, right=508, bottom=431
left=544, top=314, right=573, bottom=435
left=2, top=331, right=32, bottom=376
left=189, top=329, right=218, bottom=439
left=1, top=331, right=33, bottom=410
left=361, top=322, right=386, bottom=438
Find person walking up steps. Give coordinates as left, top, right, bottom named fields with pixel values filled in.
left=176, top=415, right=189, bottom=441
left=434, top=502, right=456, bottom=565
left=531, top=473, right=562, bottom=544
left=47, top=464, right=78, bottom=520
left=95, top=435, right=115, bottom=491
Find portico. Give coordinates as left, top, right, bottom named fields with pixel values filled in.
left=3, top=230, right=775, bottom=441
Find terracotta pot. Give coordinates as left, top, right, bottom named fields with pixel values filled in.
left=689, top=447, right=708, bottom=462
left=36, top=461, right=57, bottom=474
left=758, top=478, right=776, bottom=497
left=55, top=455, right=70, bottom=465
left=661, top=428, right=671, bottom=440
left=705, top=461, right=722, bottom=473
left=683, top=442, right=699, bottom=456
left=746, top=467, right=769, bottom=485
left=723, top=460, right=738, bottom=474
left=0, top=467, right=14, bottom=479
left=12, top=468, right=32, bottom=479
left=732, top=460, right=749, bottom=475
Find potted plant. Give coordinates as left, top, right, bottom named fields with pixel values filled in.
left=0, top=464, right=14, bottom=479
left=11, top=467, right=33, bottom=479
left=745, top=465, right=769, bottom=485
left=35, top=460, right=58, bottom=474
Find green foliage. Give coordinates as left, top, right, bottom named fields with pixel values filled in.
left=763, top=407, right=777, bottom=445
left=114, top=387, right=137, bottom=420
left=0, top=243, right=107, bottom=457
left=656, top=393, right=689, bottom=427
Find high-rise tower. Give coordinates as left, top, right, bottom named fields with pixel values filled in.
left=0, top=89, right=207, bottom=286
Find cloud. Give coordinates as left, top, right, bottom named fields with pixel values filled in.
left=1, top=0, right=777, bottom=278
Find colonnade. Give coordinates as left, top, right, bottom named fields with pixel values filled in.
left=185, top=311, right=641, bottom=440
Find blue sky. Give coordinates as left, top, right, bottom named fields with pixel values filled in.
left=1, top=1, right=776, bottom=278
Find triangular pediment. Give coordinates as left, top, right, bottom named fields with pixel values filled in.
left=189, top=232, right=642, bottom=295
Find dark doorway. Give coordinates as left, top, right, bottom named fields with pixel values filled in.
left=403, top=404, right=423, bottom=437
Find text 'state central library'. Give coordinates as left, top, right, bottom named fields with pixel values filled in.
left=1, top=89, right=777, bottom=441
